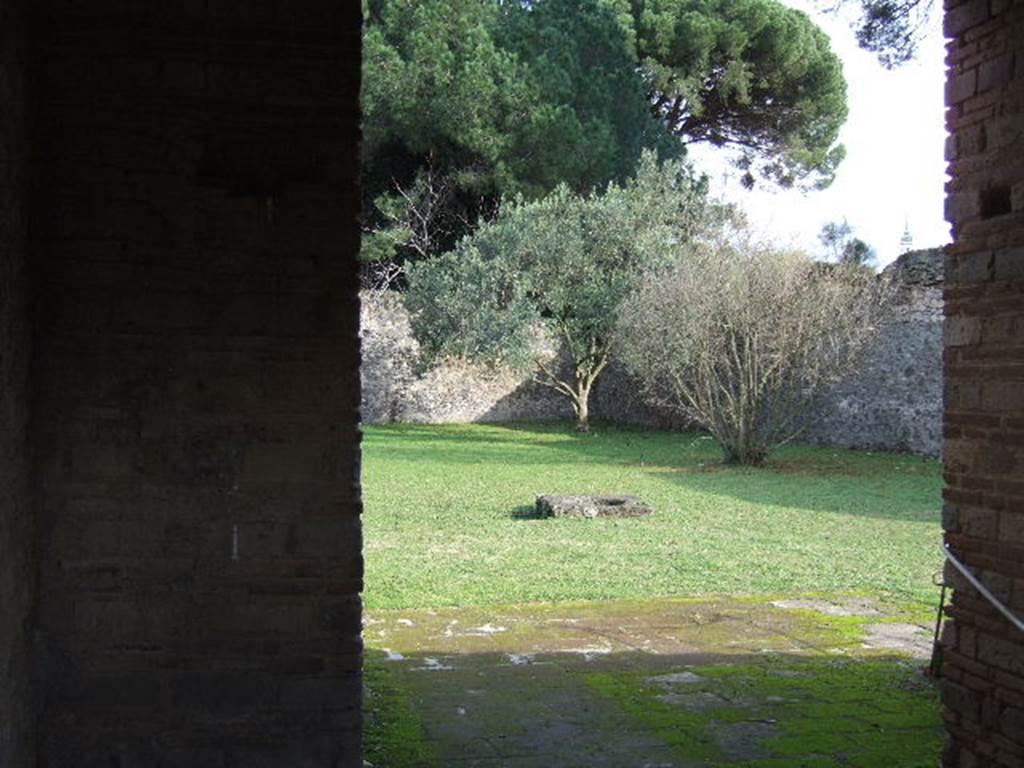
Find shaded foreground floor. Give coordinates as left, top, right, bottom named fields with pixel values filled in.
left=363, top=595, right=943, bottom=767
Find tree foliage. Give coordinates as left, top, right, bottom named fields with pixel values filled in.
left=818, top=219, right=877, bottom=267
left=617, top=229, right=892, bottom=464
left=497, top=0, right=685, bottom=198
left=361, top=0, right=679, bottom=266
left=361, top=0, right=526, bottom=264
left=835, top=0, right=933, bottom=68
left=405, top=154, right=712, bottom=430
left=622, top=0, right=849, bottom=189
left=362, top=0, right=850, bottom=270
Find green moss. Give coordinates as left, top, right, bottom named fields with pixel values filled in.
left=729, top=760, right=838, bottom=768
left=363, top=652, right=438, bottom=768
left=774, top=597, right=939, bottom=652
left=584, top=657, right=942, bottom=766
left=585, top=672, right=721, bottom=760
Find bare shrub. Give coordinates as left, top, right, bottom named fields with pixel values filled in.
left=617, top=234, right=893, bottom=465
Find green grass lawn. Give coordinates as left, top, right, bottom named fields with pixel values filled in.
left=362, top=421, right=943, bottom=611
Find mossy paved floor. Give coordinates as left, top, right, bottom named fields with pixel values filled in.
left=363, top=594, right=943, bottom=767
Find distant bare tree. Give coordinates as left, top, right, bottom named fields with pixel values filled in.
left=359, top=259, right=407, bottom=298
left=361, top=161, right=457, bottom=295
left=618, top=231, right=893, bottom=465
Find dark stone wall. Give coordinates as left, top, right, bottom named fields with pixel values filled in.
left=29, top=3, right=364, bottom=765
left=802, top=249, right=944, bottom=458
left=0, top=0, right=36, bottom=763
left=942, top=0, right=1024, bottom=764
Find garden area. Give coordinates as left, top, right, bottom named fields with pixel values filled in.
left=363, top=423, right=942, bottom=611
left=361, top=424, right=946, bottom=767
left=360, top=0, right=949, bottom=763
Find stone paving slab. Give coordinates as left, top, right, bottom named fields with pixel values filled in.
left=364, top=594, right=942, bottom=768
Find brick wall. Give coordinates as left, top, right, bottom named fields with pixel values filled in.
left=0, top=0, right=36, bottom=763
left=942, top=0, right=1024, bottom=764
left=30, top=3, right=364, bottom=765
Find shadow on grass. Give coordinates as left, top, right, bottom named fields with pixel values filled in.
left=510, top=504, right=542, bottom=519
left=364, top=420, right=937, bottom=475
left=363, top=421, right=942, bottom=523
left=364, top=646, right=943, bottom=768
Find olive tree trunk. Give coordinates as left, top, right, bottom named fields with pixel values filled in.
left=537, top=340, right=608, bottom=435
left=572, top=380, right=592, bottom=433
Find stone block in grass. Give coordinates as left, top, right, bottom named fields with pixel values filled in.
left=536, top=494, right=652, bottom=519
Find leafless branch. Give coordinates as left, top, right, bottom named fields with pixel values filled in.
left=618, top=232, right=894, bottom=464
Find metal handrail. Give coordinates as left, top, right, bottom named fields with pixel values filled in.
left=942, top=542, right=1024, bottom=634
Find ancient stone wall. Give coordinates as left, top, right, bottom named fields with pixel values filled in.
left=941, top=0, right=1024, bottom=764
left=360, top=292, right=679, bottom=428
left=0, top=0, right=36, bottom=763
left=361, top=252, right=944, bottom=457
left=803, top=249, right=944, bottom=457
left=29, top=3, right=364, bottom=765
left=360, top=293, right=571, bottom=424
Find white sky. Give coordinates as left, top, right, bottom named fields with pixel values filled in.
left=687, top=0, right=950, bottom=266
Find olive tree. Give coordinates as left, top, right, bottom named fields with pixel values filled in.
left=406, top=153, right=711, bottom=431
left=617, top=231, right=892, bottom=464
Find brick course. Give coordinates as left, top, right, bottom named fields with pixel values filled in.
left=943, top=0, right=1024, bottom=763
